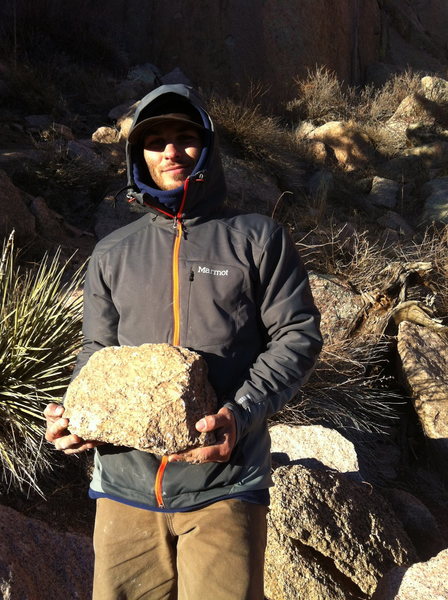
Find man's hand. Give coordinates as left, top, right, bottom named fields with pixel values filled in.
left=44, top=402, right=100, bottom=455
left=168, top=406, right=237, bottom=464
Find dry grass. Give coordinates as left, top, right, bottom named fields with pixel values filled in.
left=272, top=337, right=403, bottom=432
left=287, top=66, right=351, bottom=123
left=207, top=90, right=295, bottom=163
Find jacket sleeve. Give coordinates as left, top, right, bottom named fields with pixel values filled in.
left=224, top=224, right=323, bottom=441
left=71, top=251, right=119, bottom=380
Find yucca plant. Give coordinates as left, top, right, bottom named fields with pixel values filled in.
left=0, top=232, right=84, bottom=493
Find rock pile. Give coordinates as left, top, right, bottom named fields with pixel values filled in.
left=64, top=343, right=217, bottom=455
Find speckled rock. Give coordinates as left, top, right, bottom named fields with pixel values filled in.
left=308, top=272, right=365, bottom=342
left=0, top=505, right=93, bottom=600
left=269, top=424, right=360, bottom=478
left=265, top=465, right=417, bottom=599
left=64, top=343, right=217, bottom=454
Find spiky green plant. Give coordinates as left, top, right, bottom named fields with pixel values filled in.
left=0, top=232, right=84, bottom=493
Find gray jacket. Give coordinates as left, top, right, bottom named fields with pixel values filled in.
left=74, top=84, right=322, bottom=509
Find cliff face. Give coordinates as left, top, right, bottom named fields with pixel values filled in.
left=142, top=0, right=382, bottom=102
left=1, top=0, right=447, bottom=103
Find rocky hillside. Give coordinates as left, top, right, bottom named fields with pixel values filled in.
left=0, top=47, right=448, bottom=600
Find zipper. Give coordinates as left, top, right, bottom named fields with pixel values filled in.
left=154, top=177, right=190, bottom=507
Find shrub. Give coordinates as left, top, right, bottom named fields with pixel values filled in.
left=0, top=232, right=84, bottom=493
left=287, top=66, right=351, bottom=123
left=207, top=90, right=294, bottom=163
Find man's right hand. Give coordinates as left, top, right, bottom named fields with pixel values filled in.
left=44, top=402, right=100, bottom=455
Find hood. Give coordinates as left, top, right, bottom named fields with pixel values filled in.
left=126, top=84, right=227, bottom=217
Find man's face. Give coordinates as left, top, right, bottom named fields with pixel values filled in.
left=143, top=121, right=203, bottom=191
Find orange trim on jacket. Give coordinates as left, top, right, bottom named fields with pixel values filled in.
left=154, top=178, right=190, bottom=507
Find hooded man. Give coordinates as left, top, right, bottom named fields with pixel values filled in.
left=45, top=84, right=322, bottom=600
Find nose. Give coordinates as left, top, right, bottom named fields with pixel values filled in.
left=163, top=142, right=181, bottom=159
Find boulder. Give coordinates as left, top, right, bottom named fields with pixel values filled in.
left=269, top=424, right=360, bottom=478
left=64, top=344, right=218, bottom=455
left=67, top=139, right=106, bottom=168
left=94, top=193, right=143, bottom=240
left=0, top=504, right=93, bottom=600
left=0, top=169, right=35, bottom=246
left=308, top=272, right=365, bottom=342
left=376, top=211, right=414, bottom=235
left=265, top=465, right=417, bottom=599
left=397, top=322, right=448, bottom=441
left=381, top=488, right=445, bottom=561
left=421, top=75, right=448, bottom=106
left=368, top=176, right=399, bottom=209
left=307, top=121, right=377, bottom=171
left=221, top=154, right=282, bottom=215
left=372, top=548, right=448, bottom=600
left=91, top=126, right=121, bottom=144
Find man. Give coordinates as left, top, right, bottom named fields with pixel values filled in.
left=45, top=84, right=322, bottom=600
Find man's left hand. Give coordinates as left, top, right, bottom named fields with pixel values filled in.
left=168, top=406, right=236, bottom=464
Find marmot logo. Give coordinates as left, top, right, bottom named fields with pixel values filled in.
left=198, top=266, right=229, bottom=277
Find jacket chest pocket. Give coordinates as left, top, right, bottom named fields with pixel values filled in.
left=183, top=260, right=245, bottom=350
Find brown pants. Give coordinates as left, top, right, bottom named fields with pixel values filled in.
left=92, top=498, right=268, bottom=600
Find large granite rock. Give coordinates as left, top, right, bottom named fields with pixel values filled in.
left=269, top=424, right=360, bottom=478
left=372, top=548, right=448, bottom=600
left=264, top=465, right=417, bottom=600
left=64, top=343, right=217, bottom=455
left=0, top=504, right=93, bottom=600
left=307, top=121, right=377, bottom=171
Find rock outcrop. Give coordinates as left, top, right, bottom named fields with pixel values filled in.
left=64, top=344, right=217, bottom=455
left=265, top=465, right=418, bottom=600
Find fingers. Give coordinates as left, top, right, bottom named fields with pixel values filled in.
left=168, top=407, right=236, bottom=464
left=43, top=402, right=65, bottom=423
left=45, top=416, right=70, bottom=443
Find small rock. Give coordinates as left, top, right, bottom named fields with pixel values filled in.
left=64, top=344, right=218, bottom=455
left=161, top=67, right=192, bottom=86
left=308, top=272, right=365, bottom=342
left=91, top=126, right=121, bottom=144
left=368, top=176, right=400, bottom=209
